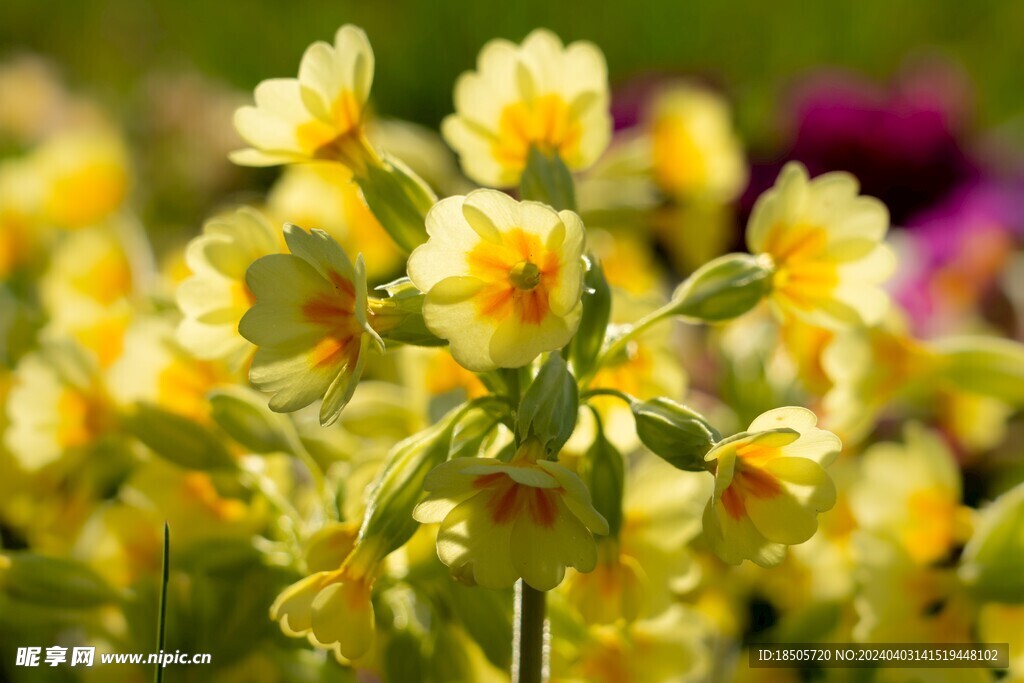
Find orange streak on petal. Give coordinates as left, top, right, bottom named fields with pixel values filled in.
left=530, top=488, right=558, bottom=528
left=721, top=486, right=746, bottom=520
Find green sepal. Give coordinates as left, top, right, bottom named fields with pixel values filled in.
left=632, top=398, right=719, bottom=472
left=520, top=146, right=577, bottom=212
left=579, top=426, right=625, bottom=538
left=356, top=154, right=436, bottom=253
left=669, top=252, right=773, bottom=322
left=570, top=256, right=612, bottom=377
left=517, top=354, right=579, bottom=457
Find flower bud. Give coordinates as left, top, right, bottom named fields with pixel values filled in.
left=631, top=398, right=719, bottom=472
left=578, top=429, right=625, bottom=538
left=356, top=154, right=435, bottom=253
left=518, top=353, right=579, bottom=457
left=570, top=256, right=612, bottom=377
left=358, top=409, right=458, bottom=553
left=669, top=252, right=773, bottom=322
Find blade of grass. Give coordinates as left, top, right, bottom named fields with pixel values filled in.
left=155, top=522, right=169, bottom=683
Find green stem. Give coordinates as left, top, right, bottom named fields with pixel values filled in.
left=580, top=387, right=635, bottom=407
left=512, top=581, right=548, bottom=683
left=579, top=292, right=699, bottom=387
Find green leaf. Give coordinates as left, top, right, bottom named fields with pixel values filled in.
left=570, top=256, right=612, bottom=377
left=518, top=354, right=579, bottom=457
left=933, top=337, right=1024, bottom=405
left=124, top=403, right=235, bottom=470
left=520, top=146, right=577, bottom=211
left=383, top=628, right=426, bottom=683
left=960, top=482, right=1024, bottom=603
left=632, top=398, right=719, bottom=472
left=209, top=387, right=290, bottom=454
left=669, top=252, right=773, bottom=322
left=1, top=552, right=122, bottom=608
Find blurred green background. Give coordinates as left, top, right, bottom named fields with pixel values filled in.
left=2, top=0, right=1023, bottom=139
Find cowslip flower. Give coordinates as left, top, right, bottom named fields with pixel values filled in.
left=648, top=84, right=747, bottom=202
left=407, top=189, right=585, bottom=372
left=266, top=164, right=403, bottom=280
left=271, top=528, right=384, bottom=661
left=413, top=440, right=609, bottom=591
left=4, top=345, right=116, bottom=470
left=231, top=25, right=379, bottom=173
left=702, top=407, right=841, bottom=567
left=747, top=162, right=895, bottom=329
left=176, top=207, right=280, bottom=365
left=239, top=224, right=379, bottom=426
left=442, top=29, right=610, bottom=188
left=849, top=424, right=971, bottom=565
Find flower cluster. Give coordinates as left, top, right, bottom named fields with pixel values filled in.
left=3, top=18, right=1024, bottom=683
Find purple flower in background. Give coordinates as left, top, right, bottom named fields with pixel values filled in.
left=894, top=179, right=1024, bottom=336
left=745, top=62, right=978, bottom=224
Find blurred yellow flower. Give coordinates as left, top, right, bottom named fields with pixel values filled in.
left=443, top=29, right=610, bottom=187
left=747, top=162, right=895, bottom=329
left=232, top=25, right=378, bottom=172
left=0, top=159, right=42, bottom=278
left=266, top=164, right=403, bottom=280
left=413, top=440, right=609, bottom=591
left=32, top=128, right=130, bottom=229
left=703, top=407, right=841, bottom=567
left=271, top=532, right=383, bottom=661
left=108, top=320, right=236, bottom=423
left=850, top=423, right=971, bottom=565
left=555, top=605, right=710, bottom=683
left=649, top=84, right=746, bottom=202
left=407, top=189, right=585, bottom=371
left=239, top=224, right=379, bottom=426
left=176, top=207, right=280, bottom=365
left=4, top=346, right=115, bottom=470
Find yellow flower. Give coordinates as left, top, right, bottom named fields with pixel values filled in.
left=266, top=164, right=403, bottom=280
left=553, top=605, right=710, bottom=683
left=443, top=29, right=610, bottom=187
left=407, top=189, right=585, bottom=371
left=413, top=440, right=609, bottom=591
left=176, top=207, right=280, bottom=364
left=231, top=25, right=378, bottom=172
left=4, top=345, right=115, bottom=470
left=271, top=533, right=383, bottom=661
left=107, top=319, right=236, bottom=423
left=32, top=128, right=130, bottom=229
left=703, top=407, right=841, bottom=567
left=747, top=162, right=895, bottom=329
left=239, top=224, right=378, bottom=426
left=648, top=84, right=746, bottom=202
left=849, top=423, right=971, bottom=565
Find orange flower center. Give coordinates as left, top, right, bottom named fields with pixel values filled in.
left=466, top=228, right=561, bottom=326
left=301, top=271, right=362, bottom=369
left=721, top=445, right=783, bottom=520
left=763, top=223, right=839, bottom=311
left=493, top=94, right=582, bottom=169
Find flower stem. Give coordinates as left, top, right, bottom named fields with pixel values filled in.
left=512, top=580, right=548, bottom=683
